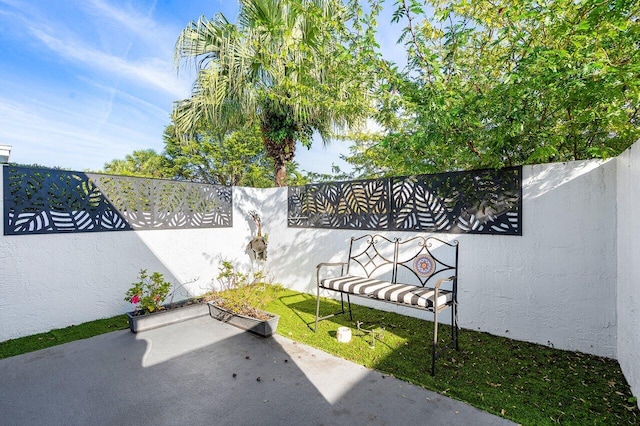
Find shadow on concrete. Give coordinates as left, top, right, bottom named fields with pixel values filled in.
left=0, top=317, right=513, bottom=426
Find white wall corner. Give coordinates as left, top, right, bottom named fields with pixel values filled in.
left=616, top=139, right=640, bottom=407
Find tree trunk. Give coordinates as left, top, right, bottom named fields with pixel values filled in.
left=274, top=159, right=287, bottom=187
left=262, top=135, right=296, bottom=187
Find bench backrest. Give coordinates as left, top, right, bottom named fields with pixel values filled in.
left=394, top=235, right=458, bottom=289
left=345, top=234, right=398, bottom=281
left=345, top=234, right=458, bottom=289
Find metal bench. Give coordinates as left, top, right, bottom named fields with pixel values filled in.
left=315, top=234, right=459, bottom=375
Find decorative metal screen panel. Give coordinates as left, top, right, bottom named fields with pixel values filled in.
left=288, top=178, right=390, bottom=230
left=288, top=167, right=522, bottom=235
left=3, top=166, right=232, bottom=235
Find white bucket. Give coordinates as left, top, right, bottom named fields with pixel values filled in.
left=336, top=326, right=352, bottom=343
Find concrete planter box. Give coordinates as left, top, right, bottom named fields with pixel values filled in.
left=208, top=302, right=279, bottom=337
left=127, top=301, right=210, bottom=333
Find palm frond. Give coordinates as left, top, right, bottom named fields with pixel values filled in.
left=173, top=0, right=376, bottom=178
left=174, top=14, right=236, bottom=70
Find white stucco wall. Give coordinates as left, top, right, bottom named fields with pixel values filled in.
left=0, top=160, right=622, bottom=360
left=462, top=160, right=618, bottom=356
left=0, top=181, right=260, bottom=341
left=255, top=160, right=619, bottom=358
left=617, top=141, right=640, bottom=403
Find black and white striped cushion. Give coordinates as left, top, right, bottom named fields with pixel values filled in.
left=321, top=275, right=452, bottom=309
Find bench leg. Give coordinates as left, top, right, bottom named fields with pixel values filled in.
left=315, top=285, right=321, bottom=333
left=339, top=293, right=353, bottom=320
left=314, top=289, right=353, bottom=332
left=432, top=308, right=439, bottom=376
left=452, top=301, right=459, bottom=351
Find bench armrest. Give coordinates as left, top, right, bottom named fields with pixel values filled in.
left=432, top=276, right=456, bottom=312
left=434, top=275, right=456, bottom=289
left=316, top=262, right=348, bottom=287
left=316, top=262, right=348, bottom=270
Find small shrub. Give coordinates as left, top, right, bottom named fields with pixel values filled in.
left=124, top=269, right=172, bottom=314
left=203, top=261, right=282, bottom=320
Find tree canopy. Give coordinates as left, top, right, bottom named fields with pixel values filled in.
left=173, top=0, right=379, bottom=186
left=102, top=123, right=307, bottom=187
left=163, top=124, right=306, bottom=187
left=345, top=0, right=640, bottom=177
left=102, top=149, right=172, bottom=179
left=109, top=1, right=639, bottom=184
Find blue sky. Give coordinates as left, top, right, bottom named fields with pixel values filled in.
left=0, top=0, right=404, bottom=175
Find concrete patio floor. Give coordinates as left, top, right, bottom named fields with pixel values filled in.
left=0, top=316, right=514, bottom=426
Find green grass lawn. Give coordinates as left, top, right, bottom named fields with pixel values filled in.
left=0, top=315, right=129, bottom=359
left=264, top=288, right=639, bottom=425
left=1, top=288, right=638, bottom=425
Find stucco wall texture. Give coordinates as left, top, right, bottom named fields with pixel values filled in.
left=616, top=142, right=640, bottom=405
left=1, top=141, right=638, bottom=403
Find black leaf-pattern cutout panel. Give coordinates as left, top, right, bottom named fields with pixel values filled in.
left=3, top=166, right=232, bottom=235
left=288, top=167, right=521, bottom=235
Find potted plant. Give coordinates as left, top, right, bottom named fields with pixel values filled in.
left=124, top=269, right=209, bottom=333
left=205, top=261, right=281, bottom=337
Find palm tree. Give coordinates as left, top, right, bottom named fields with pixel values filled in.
left=173, top=0, right=372, bottom=186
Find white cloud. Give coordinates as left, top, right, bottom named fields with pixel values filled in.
left=82, top=0, right=176, bottom=51
left=0, top=94, right=165, bottom=170
left=0, top=0, right=31, bottom=12
left=28, top=26, right=189, bottom=99
left=81, top=78, right=170, bottom=121
left=1, top=0, right=191, bottom=98
left=0, top=0, right=203, bottom=171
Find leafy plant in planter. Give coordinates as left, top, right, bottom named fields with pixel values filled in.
left=124, top=269, right=172, bottom=315
left=205, top=261, right=282, bottom=336
left=124, top=270, right=210, bottom=333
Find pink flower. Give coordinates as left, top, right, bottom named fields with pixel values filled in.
left=131, top=295, right=140, bottom=304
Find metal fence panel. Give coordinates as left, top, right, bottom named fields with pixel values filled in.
left=3, top=166, right=232, bottom=235
left=288, top=167, right=522, bottom=235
